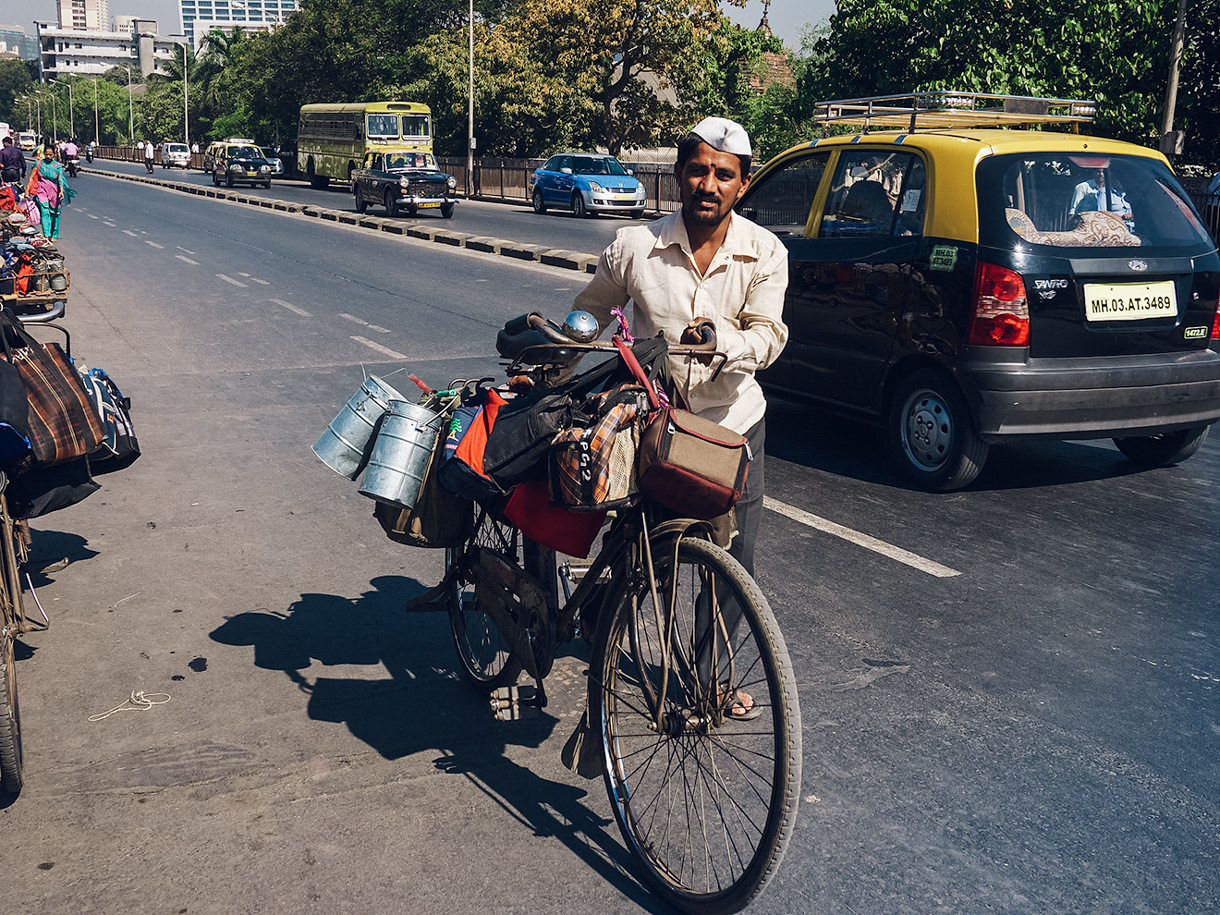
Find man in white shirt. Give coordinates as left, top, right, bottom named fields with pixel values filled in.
left=574, top=117, right=788, bottom=583
left=1070, top=167, right=1134, bottom=225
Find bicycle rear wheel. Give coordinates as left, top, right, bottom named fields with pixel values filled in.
left=446, top=504, right=522, bottom=691
left=593, top=536, right=801, bottom=915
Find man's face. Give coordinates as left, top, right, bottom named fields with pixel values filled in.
left=1094, top=169, right=1107, bottom=186
left=676, top=144, right=750, bottom=228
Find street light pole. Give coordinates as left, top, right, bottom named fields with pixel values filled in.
left=50, top=92, right=57, bottom=142
left=35, top=93, right=41, bottom=137
left=183, top=45, right=189, bottom=148
left=125, top=66, right=133, bottom=144
left=93, top=77, right=99, bottom=144
left=467, top=0, right=474, bottom=196
left=66, top=81, right=74, bottom=138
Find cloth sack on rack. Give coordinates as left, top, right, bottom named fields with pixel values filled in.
left=0, top=311, right=104, bottom=468
left=549, top=383, right=649, bottom=512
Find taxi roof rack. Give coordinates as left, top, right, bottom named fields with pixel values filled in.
left=815, top=91, right=1097, bottom=132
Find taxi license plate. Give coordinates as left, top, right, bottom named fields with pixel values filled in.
left=614, top=194, right=635, bottom=200
left=245, top=171, right=257, bottom=177
left=418, top=201, right=440, bottom=208
left=1083, top=281, right=1177, bottom=322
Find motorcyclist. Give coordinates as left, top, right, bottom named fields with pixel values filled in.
left=63, top=138, right=80, bottom=178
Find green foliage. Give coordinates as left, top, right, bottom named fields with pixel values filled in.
left=1178, top=0, right=1220, bottom=165
left=0, top=58, right=36, bottom=123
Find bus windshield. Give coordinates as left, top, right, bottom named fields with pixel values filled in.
left=367, top=114, right=399, bottom=139
left=403, top=115, right=429, bottom=138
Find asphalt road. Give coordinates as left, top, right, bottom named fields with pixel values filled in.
left=81, top=156, right=646, bottom=256
left=3, top=172, right=1218, bottom=915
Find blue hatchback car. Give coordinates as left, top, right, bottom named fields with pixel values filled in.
left=529, top=153, right=647, bottom=218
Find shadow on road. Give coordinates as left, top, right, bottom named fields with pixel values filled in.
left=765, top=396, right=1150, bottom=492
left=209, top=574, right=672, bottom=913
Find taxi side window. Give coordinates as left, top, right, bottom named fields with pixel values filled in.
left=738, top=151, right=830, bottom=237
left=820, top=151, right=925, bottom=239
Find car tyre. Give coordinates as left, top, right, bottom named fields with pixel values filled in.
left=385, top=191, right=399, bottom=218
left=441, top=203, right=455, bottom=219
left=532, top=190, right=547, bottom=214
left=226, top=174, right=234, bottom=188
left=889, top=369, right=989, bottom=491
left=1113, top=425, right=1209, bottom=466
left=630, top=208, right=645, bottom=219
left=211, top=170, right=220, bottom=186
left=354, top=187, right=367, bottom=214
left=572, top=192, right=587, bottom=217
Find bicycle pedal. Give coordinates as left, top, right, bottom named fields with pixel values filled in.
left=489, top=685, right=541, bottom=720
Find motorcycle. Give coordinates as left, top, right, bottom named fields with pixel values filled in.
left=66, top=157, right=79, bottom=178
left=85, top=147, right=93, bottom=163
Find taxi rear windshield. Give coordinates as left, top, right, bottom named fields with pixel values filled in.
left=977, top=153, right=1212, bottom=251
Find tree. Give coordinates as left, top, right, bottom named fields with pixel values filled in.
left=812, top=0, right=1176, bottom=146
left=1178, top=0, right=1220, bottom=165
left=0, top=58, right=36, bottom=124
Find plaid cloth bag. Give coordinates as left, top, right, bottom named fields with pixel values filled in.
left=549, top=383, right=650, bottom=512
left=0, top=310, right=104, bottom=468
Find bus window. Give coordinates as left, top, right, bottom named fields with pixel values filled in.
left=367, top=114, right=398, bottom=139
left=403, top=115, right=430, bottom=138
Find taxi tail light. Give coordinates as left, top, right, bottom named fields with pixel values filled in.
left=968, top=262, right=1030, bottom=346
left=1212, top=289, right=1220, bottom=340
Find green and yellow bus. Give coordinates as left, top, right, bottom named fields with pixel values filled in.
left=297, top=101, right=433, bottom=188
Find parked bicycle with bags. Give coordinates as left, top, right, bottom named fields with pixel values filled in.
left=317, top=311, right=801, bottom=914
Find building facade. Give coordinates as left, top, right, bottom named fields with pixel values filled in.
left=179, top=0, right=298, bottom=47
left=0, top=25, right=41, bottom=62
left=57, top=0, right=111, bottom=32
left=35, top=22, right=186, bottom=80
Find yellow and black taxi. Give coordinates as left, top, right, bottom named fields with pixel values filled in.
left=737, top=92, right=1220, bottom=490
left=206, top=138, right=273, bottom=189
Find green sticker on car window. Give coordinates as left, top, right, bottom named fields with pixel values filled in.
left=930, top=245, right=958, bottom=271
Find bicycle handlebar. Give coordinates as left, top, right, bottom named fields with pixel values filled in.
left=525, top=312, right=719, bottom=357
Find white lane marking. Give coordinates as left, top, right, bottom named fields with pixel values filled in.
left=145, top=240, right=164, bottom=249
left=351, top=336, right=407, bottom=359
left=271, top=298, right=311, bottom=317
left=123, top=229, right=139, bottom=237
left=340, top=314, right=391, bottom=334
left=216, top=273, right=248, bottom=287
left=764, top=496, right=962, bottom=579
left=177, top=246, right=196, bottom=255
left=87, top=213, right=98, bottom=219
left=249, top=277, right=270, bottom=285
left=176, top=254, right=199, bottom=265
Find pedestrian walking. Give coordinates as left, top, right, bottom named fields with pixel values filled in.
left=27, top=147, right=75, bottom=240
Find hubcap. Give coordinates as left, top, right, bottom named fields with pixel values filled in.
left=903, top=390, right=953, bottom=470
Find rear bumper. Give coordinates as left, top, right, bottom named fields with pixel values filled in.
left=958, top=347, right=1220, bottom=440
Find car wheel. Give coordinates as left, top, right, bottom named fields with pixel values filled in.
left=571, top=192, right=587, bottom=217
left=263, top=181, right=271, bottom=189
left=888, top=369, right=989, bottom=491
left=532, top=190, right=547, bottom=214
left=212, top=170, right=220, bottom=186
left=385, top=191, right=399, bottom=218
left=354, top=187, right=367, bottom=214
left=226, top=174, right=234, bottom=188
left=441, top=203, right=455, bottom=219
left=630, top=208, right=645, bottom=219
left=1113, top=425, right=1209, bottom=466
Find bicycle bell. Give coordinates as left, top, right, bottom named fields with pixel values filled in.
left=562, top=310, right=599, bottom=343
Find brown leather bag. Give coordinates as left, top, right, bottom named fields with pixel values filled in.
left=613, top=337, right=750, bottom=521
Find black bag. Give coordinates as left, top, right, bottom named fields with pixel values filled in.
left=83, top=366, right=140, bottom=473
left=0, top=358, right=32, bottom=461
left=481, top=335, right=670, bottom=490
left=6, top=453, right=100, bottom=520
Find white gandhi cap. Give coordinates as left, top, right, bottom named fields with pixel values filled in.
left=690, top=116, right=752, bottom=157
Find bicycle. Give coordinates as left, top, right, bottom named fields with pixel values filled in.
left=437, top=314, right=802, bottom=914
left=0, top=471, right=30, bottom=795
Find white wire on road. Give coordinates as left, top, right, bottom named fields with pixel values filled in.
left=764, top=496, right=961, bottom=578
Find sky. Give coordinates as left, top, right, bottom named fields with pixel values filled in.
left=5, top=0, right=834, bottom=49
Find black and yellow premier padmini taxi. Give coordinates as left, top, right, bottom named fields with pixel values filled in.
left=737, top=92, right=1220, bottom=490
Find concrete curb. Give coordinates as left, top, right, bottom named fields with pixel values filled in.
left=83, top=166, right=601, bottom=274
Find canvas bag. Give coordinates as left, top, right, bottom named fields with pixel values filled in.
left=614, top=338, right=750, bottom=521
left=374, top=429, right=474, bottom=548
left=549, top=383, right=649, bottom=512
left=437, top=388, right=508, bottom=501
left=481, top=335, right=670, bottom=491
left=0, top=312, right=104, bottom=468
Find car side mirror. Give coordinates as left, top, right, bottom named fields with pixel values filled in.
left=626, top=167, right=634, bottom=176
left=560, top=167, right=573, bottom=175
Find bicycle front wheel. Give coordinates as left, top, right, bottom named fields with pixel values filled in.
left=0, top=493, right=24, bottom=795
left=446, top=504, right=522, bottom=691
left=593, top=537, right=801, bottom=915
